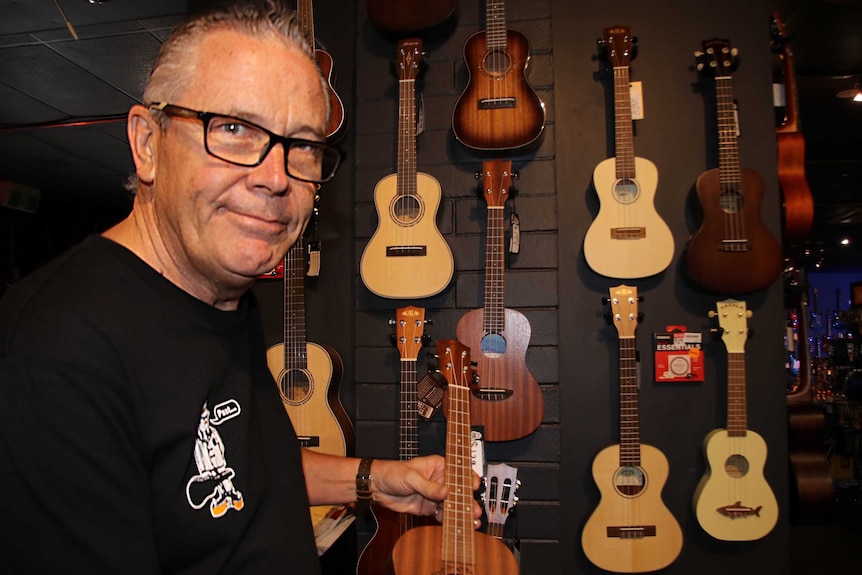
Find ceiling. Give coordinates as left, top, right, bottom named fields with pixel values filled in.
left=1, top=0, right=861, bottom=272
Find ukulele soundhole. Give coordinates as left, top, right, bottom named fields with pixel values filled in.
left=390, top=194, right=424, bottom=226
left=482, top=48, right=512, bottom=77
left=279, top=369, right=313, bottom=405
left=613, top=466, right=646, bottom=497
left=719, top=189, right=743, bottom=213
left=480, top=332, right=507, bottom=358
left=613, top=178, right=640, bottom=204
left=724, top=454, right=749, bottom=478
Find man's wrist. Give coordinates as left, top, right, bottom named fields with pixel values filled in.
left=355, top=457, right=374, bottom=514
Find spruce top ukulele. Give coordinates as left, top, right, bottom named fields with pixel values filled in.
left=582, top=285, right=682, bottom=573
left=452, top=0, right=545, bottom=151
left=455, top=159, right=543, bottom=442
left=685, top=38, right=783, bottom=295
left=391, top=340, right=519, bottom=575
left=692, top=299, right=779, bottom=541
left=297, top=0, right=346, bottom=140
left=584, top=26, right=674, bottom=279
left=359, top=39, right=454, bottom=299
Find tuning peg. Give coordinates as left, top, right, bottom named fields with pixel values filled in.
left=422, top=333, right=433, bottom=344
left=709, top=327, right=724, bottom=336
left=390, top=333, right=398, bottom=345
left=388, top=318, right=397, bottom=326
left=708, top=310, right=717, bottom=319
left=424, top=318, right=434, bottom=325
left=637, top=312, right=645, bottom=322
left=694, top=50, right=704, bottom=58
left=601, top=296, right=611, bottom=304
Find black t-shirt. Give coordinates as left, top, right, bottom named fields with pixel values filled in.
left=0, top=236, right=321, bottom=575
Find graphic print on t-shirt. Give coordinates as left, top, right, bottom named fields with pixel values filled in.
left=185, top=401, right=245, bottom=518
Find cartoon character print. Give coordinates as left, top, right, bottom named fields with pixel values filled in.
left=185, top=403, right=244, bottom=518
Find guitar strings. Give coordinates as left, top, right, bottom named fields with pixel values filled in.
left=716, top=76, right=747, bottom=251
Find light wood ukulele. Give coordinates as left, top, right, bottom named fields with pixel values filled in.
left=297, top=0, right=346, bottom=140
left=360, top=39, right=454, bottom=299
left=582, top=285, right=682, bottom=573
left=356, top=306, right=434, bottom=575
left=455, top=159, right=543, bottom=442
left=484, top=462, right=519, bottom=540
left=452, top=0, right=545, bottom=151
left=265, top=237, right=354, bottom=457
left=391, top=340, right=519, bottom=575
left=584, top=26, right=674, bottom=279
left=692, top=299, right=779, bottom=541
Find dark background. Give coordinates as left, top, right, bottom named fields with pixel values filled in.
left=3, top=0, right=861, bottom=573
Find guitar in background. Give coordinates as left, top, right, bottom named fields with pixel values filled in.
left=366, top=0, right=456, bottom=35
left=391, top=340, right=519, bottom=575
left=452, top=0, right=545, bottom=151
left=584, top=25, right=674, bottom=279
left=356, top=306, right=434, bottom=575
left=360, top=39, right=454, bottom=299
left=685, top=38, right=783, bottom=294
left=297, top=0, right=346, bottom=141
left=692, top=300, right=779, bottom=541
left=484, top=462, right=519, bottom=540
left=455, top=159, right=543, bottom=442
left=582, top=285, right=682, bottom=573
left=770, top=12, right=815, bottom=241
left=266, top=236, right=354, bottom=457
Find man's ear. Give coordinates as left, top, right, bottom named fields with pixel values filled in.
left=127, top=104, right=159, bottom=185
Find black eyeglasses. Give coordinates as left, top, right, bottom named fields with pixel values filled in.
left=148, top=102, right=343, bottom=185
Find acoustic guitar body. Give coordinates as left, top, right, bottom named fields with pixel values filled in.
left=358, top=506, right=436, bottom=575
left=366, top=0, right=456, bottom=34
left=582, top=443, right=683, bottom=573
left=777, top=131, right=814, bottom=240
left=685, top=168, right=783, bottom=294
left=455, top=307, right=544, bottom=442
left=315, top=48, right=346, bottom=141
left=265, top=341, right=352, bottom=457
left=453, top=30, right=545, bottom=151
left=692, top=428, right=779, bottom=541
left=391, top=525, right=519, bottom=575
left=360, top=172, right=454, bottom=299
left=585, top=156, right=675, bottom=279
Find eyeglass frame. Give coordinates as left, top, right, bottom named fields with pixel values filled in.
left=147, top=102, right=344, bottom=185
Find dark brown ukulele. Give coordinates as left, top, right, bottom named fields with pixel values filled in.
left=356, top=306, right=434, bottom=575
left=452, top=0, right=545, bottom=151
left=391, top=340, right=519, bottom=575
left=366, top=0, right=456, bottom=35
left=297, top=0, right=346, bottom=140
left=685, top=38, right=782, bottom=295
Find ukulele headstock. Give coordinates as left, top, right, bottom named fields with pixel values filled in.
left=695, top=38, right=739, bottom=77
left=599, top=25, right=637, bottom=68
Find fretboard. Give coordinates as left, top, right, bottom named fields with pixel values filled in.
left=485, top=0, right=508, bottom=50
left=727, top=351, right=748, bottom=436
left=442, top=378, right=476, bottom=570
left=613, top=66, right=636, bottom=179
left=483, top=202, right=506, bottom=334
left=283, top=238, right=308, bottom=372
left=619, top=336, right=641, bottom=466
left=396, top=76, right=417, bottom=198
left=715, top=76, right=742, bottom=190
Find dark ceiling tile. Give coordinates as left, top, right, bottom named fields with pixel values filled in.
left=0, top=44, right=137, bottom=117
left=0, top=83, right=64, bottom=124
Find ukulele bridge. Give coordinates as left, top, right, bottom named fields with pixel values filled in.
left=472, top=388, right=514, bottom=401
left=606, top=525, right=656, bottom=538
left=386, top=246, right=427, bottom=257
left=478, top=97, right=517, bottom=109
left=719, top=239, right=750, bottom=252
left=610, top=227, right=646, bottom=239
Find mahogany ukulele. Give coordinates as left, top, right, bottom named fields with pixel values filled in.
left=454, top=159, right=544, bottom=442
left=366, top=0, right=456, bottom=35
left=391, top=340, right=519, bottom=575
left=685, top=38, right=783, bottom=294
left=452, top=0, right=545, bottom=151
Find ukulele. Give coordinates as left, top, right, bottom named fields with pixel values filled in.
left=455, top=159, right=543, bottom=442
left=584, top=26, right=675, bottom=279
left=366, top=0, right=456, bottom=35
left=452, top=0, right=545, bottom=151
left=356, top=306, right=435, bottom=575
left=359, top=39, right=454, bottom=299
left=770, top=12, right=815, bottom=241
left=692, top=300, right=779, bottom=541
left=582, top=285, right=682, bottom=573
left=483, top=462, right=519, bottom=540
left=391, top=340, right=519, bottom=575
left=297, top=0, right=346, bottom=141
left=685, top=39, right=783, bottom=295
left=265, top=236, right=354, bottom=457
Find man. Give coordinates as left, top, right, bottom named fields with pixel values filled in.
left=0, top=1, right=477, bottom=573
